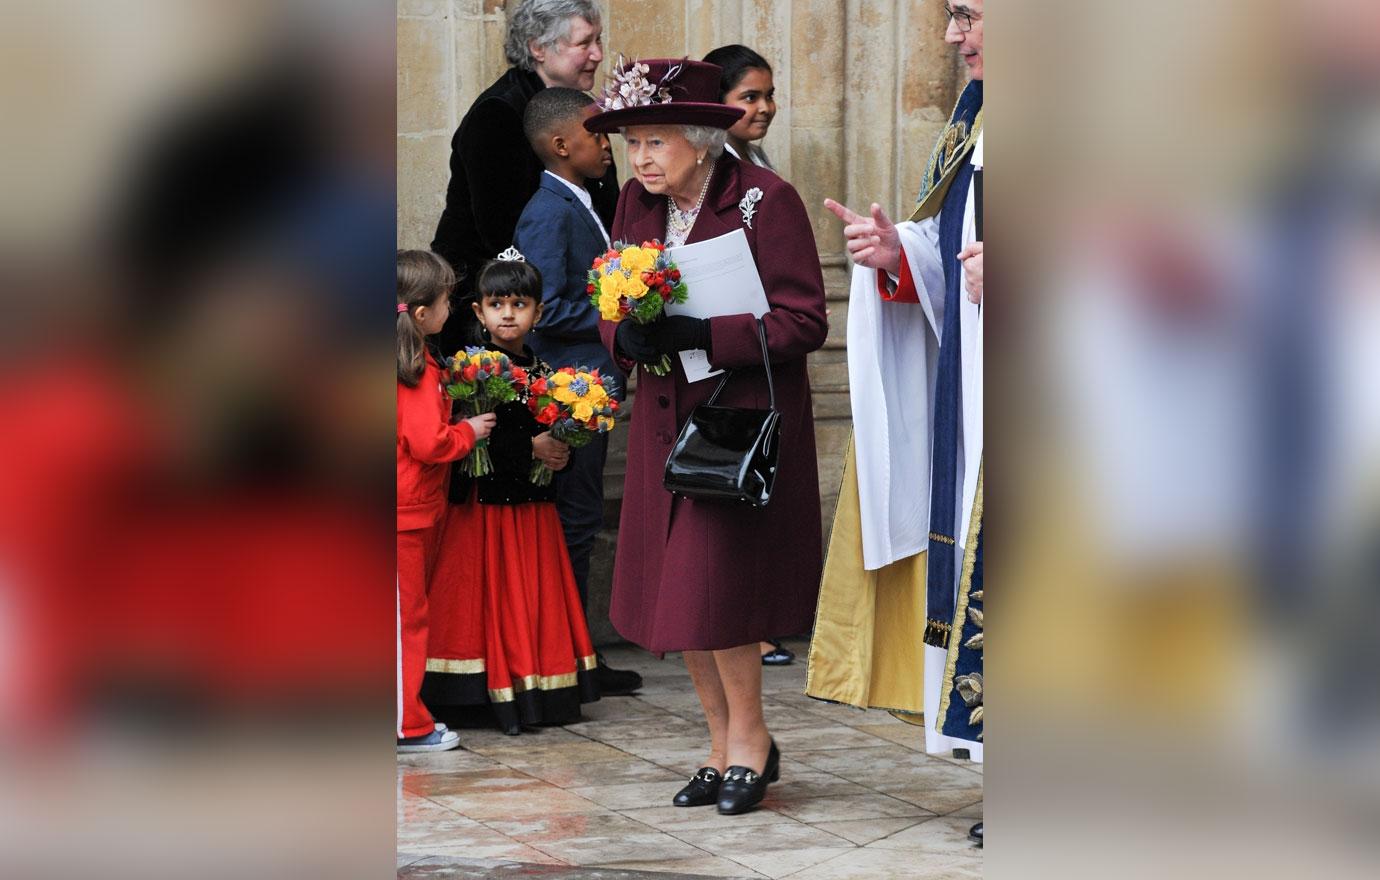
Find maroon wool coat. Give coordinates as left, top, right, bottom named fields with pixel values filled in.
left=599, top=156, right=828, bottom=653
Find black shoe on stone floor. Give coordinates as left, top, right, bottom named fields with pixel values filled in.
left=760, top=639, right=795, bottom=666
left=594, top=654, right=643, bottom=695
left=672, top=767, right=722, bottom=807
left=716, top=740, right=780, bottom=815
left=969, top=821, right=983, bottom=847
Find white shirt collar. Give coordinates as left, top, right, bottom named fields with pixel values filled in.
left=544, top=170, right=593, bottom=210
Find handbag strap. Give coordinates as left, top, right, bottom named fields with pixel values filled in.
left=706, top=317, right=775, bottom=410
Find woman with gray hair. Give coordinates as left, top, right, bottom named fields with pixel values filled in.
left=586, top=59, right=828, bottom=815
left=428, top=3, right=644, bottom=697
left=430, top=1, right=616, bottom=346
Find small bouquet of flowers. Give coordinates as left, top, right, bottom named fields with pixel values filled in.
left=588, top=240, right=688, bottom=376
left=445, top=347, right=529, bottom=477
left=527, top=367, right=620, bottom=486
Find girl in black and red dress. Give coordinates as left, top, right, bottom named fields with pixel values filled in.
left=424, top=254, right=599, bottom=734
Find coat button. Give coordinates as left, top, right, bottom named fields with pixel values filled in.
left=658, top=394, right=670, bottom=408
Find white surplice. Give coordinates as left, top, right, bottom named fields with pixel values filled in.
left=845, top=132, right=984, bottom=760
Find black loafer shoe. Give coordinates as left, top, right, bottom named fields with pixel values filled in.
left=672, top=767, right=722, bottom=807
left=761, top=640, right=795, bottom=666
left=969, top=821, right=983, bottom=847
left=594, top=654, right=643, bottom=696
left=716, top=741, right=780, bottom=815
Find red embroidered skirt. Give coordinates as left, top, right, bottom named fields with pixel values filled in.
left=423, top=495, right=598, bottom=733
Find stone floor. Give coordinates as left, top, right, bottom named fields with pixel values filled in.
left=398, top=640, right=983, bottom=880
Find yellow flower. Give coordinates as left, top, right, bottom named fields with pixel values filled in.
left=598, top=289, right=621, bottom=321
left=602, top=270, right=625, bottom=297
left=553, top=386, right=578, bottom=404
left=624, top=273, right=649, bottom=300
left=584, top=383, right=608, bottom=406
left=598, top=416, right=616, bottom=432
left=620, top=246, right=654, bottom=275
left=572, top=401, right=594, bottom=422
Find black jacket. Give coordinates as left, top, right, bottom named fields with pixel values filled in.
left=447, top=346, right=562, bottom=506
left=431, top=68, right=619, bottom=356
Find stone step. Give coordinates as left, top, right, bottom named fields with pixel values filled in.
left=812, top=389, right=853, bottom=420
left=807, top=350, right=850, bottom=393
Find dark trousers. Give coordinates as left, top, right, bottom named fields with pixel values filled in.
left=553, top=431, right=609, bottom=611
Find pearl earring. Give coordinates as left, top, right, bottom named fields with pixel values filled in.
left=697, top=156, right=704, bottom=165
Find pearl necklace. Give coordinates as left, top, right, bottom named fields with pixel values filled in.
left=665, top=159, right=716, bottom=245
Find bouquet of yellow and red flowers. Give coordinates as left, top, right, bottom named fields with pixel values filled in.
left=587, top=239, right=688, bottom=376
left=445, top=347, right=530, bottom=477
left=527, top=366, right=619, bottom=486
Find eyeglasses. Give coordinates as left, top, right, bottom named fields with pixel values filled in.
left=943, top=4, right=980, bottom=33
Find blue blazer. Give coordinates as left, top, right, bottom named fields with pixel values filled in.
left=514, top=173, right=624, bottom=398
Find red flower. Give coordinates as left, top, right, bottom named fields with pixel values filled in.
left=586, top=283, right=596, bottom=294
left=559, top=366, right=576, bottom=376
left=511, top=366, right=528, bottom=384
left=668, top=269, right=681, bottom=281
left=539, top=402, right=562, bottom=424
left=461, top=364, right=479, bottom=382
left=618, top=300, right=632, bottom=313
left=529, top=376, right=547, bottom=395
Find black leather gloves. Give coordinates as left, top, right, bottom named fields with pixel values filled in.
left=617, top=316, right=712, bottom=362
left=649, top=316, right=711, bottom=355
left=614, top=320, right=659, bottom=363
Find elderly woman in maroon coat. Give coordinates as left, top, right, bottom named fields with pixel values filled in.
left=586, top=58, right=827, bottom=816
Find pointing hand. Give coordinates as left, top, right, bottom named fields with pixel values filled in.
left=824, top=198, right=902, bottom=276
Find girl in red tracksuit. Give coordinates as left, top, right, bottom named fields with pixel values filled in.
left=396, top=249, right=495, bottom=752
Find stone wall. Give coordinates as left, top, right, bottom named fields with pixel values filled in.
left=398, top=0, right=965, bottom=643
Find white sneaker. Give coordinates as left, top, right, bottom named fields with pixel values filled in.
left=397, top=728, right=461, bottom=753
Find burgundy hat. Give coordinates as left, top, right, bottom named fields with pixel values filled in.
left=584, top=58, right=745, bottom=133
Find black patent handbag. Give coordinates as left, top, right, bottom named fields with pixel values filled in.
left=663, top=318, right=780, bottom=507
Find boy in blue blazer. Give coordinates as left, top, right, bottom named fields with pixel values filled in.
left=515, top=88, right=641, bottom=696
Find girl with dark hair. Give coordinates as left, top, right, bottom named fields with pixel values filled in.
left=423, top=253, right=601, bottom=735
left=702, top=44, right=777, bottom=173
left=396, top=250, right=497, bottom=753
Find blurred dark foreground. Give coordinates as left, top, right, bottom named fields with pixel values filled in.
left=0, top=2, right=394, bottom=878
left=990, top=1, right=1380, bottom=877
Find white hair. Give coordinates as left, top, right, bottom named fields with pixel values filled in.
left=620, top=124, right=727, bottom=159
left=505, top=0, right=602, bottom=71
left=680, top=125, right=728, bottom=159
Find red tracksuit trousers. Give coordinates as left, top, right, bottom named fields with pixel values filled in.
left=397, top=523, right=441, bottom=738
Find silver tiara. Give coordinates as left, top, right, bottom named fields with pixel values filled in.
left=496, top=246, right=525, bottom=263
